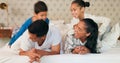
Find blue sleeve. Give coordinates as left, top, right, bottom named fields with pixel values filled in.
left=9, top=17, right=32, bottom=45
left=45, top=18, right=50, bottom=24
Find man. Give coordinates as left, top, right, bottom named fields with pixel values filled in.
left=11, top=20, right=61, bottom=62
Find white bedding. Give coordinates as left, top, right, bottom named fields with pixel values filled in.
left=40, top=44, right=120, bottom=63
left=0, top=45, right=30, bottom=63
left=0, top=43, right=120, bottom=63
left=41, top=54, right=120, bottom=63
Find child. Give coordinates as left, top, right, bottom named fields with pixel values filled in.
left=9, top=1, right=49, bottom=46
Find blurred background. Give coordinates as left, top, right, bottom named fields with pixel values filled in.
left=0, top=0, right=120, bottom=27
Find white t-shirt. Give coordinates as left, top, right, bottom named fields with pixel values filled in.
left=11, top=25, right=62, bottom=52
left=69, top=14, right=111, bottom=36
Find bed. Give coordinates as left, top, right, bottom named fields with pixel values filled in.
left=0, top=40, right=119, bottom=63
left=0, top=17, right=119, bottom=63
left=41, top=40, right=120, bottom=63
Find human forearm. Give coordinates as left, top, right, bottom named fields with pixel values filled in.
left=36, top=49, right=59, bottom=56
left=19, top=49, right=40, bottom=63
left=19, top=50, right=30, bottom=56
left=19, top=49, right=40, bottom=59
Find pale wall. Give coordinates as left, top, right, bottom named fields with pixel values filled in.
left=0, top=0, right=119, bottom=27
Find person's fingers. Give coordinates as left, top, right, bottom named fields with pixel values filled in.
left=31, top=48, right=37, bottom=53
left=75, top=46, right=81, bottom=49
left=36, top=57, right=40, bottom=62
left=79, top=46, right=84, bottom=50
left=79, top=51, right=85, bottom=54
left=29, top=58, right=35, bottom=63
left=34, top=53, right=40, bottom=58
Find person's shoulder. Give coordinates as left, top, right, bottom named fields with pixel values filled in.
left=49, top=24, right=59, bottom=30
left=45, top=18, right=50, bottom=24
left=25, top=17, right=32, bottom=22
left=71, top=17, right=79, bottom=22
left=46, top=18, right=49, bottom=21
left=85, top=13, right=97, bottom=18
left=46, top=24, right=61, bottom=39
left=67, top=29, right=74, bottom=37
left=20, top=29, right=29, bottom=37
left=23, top=17, right=32, bottom=25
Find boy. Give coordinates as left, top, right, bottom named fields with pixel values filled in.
left=9, top=1, right=49, bottom=46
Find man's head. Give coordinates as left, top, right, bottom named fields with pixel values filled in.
left=34, top=1, right=48, bottom=20
left=28, top=20, right=49, bottom=44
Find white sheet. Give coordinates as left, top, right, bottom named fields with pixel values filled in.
left=41, top=54, right=120, bottom=63
left=0, top=42, right=120, bottom=63
left=41, top=47, right=120, bottom=63
left=0, top=45, right=30, bottom=63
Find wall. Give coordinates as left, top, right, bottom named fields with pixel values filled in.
left=0, top=0, right=120, bottom=27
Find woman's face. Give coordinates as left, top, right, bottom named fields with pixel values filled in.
left=70, top=3, right=84, bottom=19
left=34, top=11, right=47, bottom=21
left=73, top=21, right=90, bottom=40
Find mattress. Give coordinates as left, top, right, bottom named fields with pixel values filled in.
left=0, top=41, right=120, bottom=63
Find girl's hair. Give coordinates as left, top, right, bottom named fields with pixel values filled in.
left=82, top=18, right=98, bottom=53
left=28, top=20, right=49, bottom=37
left=34, top=1, right=48, bottom=14
left=72, top=0, right=90, bottom=7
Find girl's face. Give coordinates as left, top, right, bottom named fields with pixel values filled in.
left=73, top=21, right=90, bottom=40
left=70, top=3, right=84, bottom=19
left=70, top=3, right=80, bottom=18
left=34, top=11, right=47, bottom=21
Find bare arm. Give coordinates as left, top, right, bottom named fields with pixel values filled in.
left=36, top=43, right=60, bottom=56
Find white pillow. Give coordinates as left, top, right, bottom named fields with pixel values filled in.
left=99, top=23, right=120, bottom=52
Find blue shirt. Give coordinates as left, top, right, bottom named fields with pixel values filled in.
left=8, top=17, right=49, bottom=45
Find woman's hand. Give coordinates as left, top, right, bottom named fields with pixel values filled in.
left=72, top=46, right=90, bottom=54
left=78, top=46, right=90, bottom=54
left=72, top=46, right=81, bottom=54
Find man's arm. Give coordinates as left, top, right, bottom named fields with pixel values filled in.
left=19, top=48, right=40, bottom=63
left=36, top=43, right=60, bottom=56
left=19, top=49, right=40, bottom=58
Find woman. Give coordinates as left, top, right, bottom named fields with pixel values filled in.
left=64, top=18, right=99, bottom=54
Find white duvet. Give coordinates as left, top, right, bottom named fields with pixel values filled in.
left=0, top=43, right=120, bottom=63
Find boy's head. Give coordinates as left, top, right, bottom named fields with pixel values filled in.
left=28, top=20, right=49, bottom=43
left=34, top=1, right=48, bottom=20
